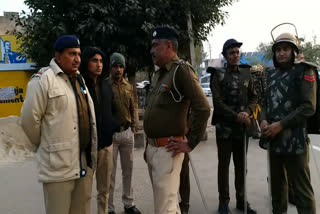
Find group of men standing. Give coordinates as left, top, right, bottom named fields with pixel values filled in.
left=211, top=33, right=316, bottom=214
left=21, top=35, right=141, bottom=214
left=19, top=24, right=317, bottom=214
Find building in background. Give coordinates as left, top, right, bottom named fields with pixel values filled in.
left=0, top=12, right=35, bottom=117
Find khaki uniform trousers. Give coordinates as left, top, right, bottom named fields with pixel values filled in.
left=96, top=145, right=113, bottom=214
left=269, top=147, right=316, bottom=214
left=146, top=144, right=184, bottom=214
left=108, top=128, right=135, bottom=211
left=42, top=167, right=94, bottom=214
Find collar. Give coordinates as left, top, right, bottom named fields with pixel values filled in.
left=111, top=77, right=129, bottom=85
left=227, top=65, right=240, bottom=73
left=159, top=55, right=180, bottom=72
left=51, top=58, right=80, bottom=76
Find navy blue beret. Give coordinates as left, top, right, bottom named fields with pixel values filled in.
left=222, top=38, right=242, bottom=55
left=152, top=26, right=179, bottom=41
left=53, top=35, right=80, bottom=51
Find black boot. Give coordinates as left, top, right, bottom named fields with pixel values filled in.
left=124, top=206, right=142, bottom=214
left=218, top=203, right=231, bottom=214
left=179, top=202, right=189, bottom=214
left=236, top=202, right=257, bottom=214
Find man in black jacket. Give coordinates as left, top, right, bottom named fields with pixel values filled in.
left=80, top=47, right=118, bottom=214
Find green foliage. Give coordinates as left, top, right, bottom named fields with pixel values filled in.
left=257, top=42, right=273, bottom=62
left=299, top=37, right=320, bottom=65
left=12, top=0, right=235, bottom=73
left=194, top=44, right=207, bottom=73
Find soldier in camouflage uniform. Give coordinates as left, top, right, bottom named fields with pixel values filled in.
left=210, top=39, right=258, bottom=214
left=259, top=33, right=316, bottom=214
left=250, top=64, right=267, bottom=138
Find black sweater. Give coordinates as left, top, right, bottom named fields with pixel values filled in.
left=86, top=77, right=119, bottom=150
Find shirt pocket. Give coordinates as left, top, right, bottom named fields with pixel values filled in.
left=47, top=88, right=68, bottom=112
left=124, top=89, right=132, bottom=105
left=47, top=142, right=72, bottom=170
left=157, top=87, right=174, bottom=105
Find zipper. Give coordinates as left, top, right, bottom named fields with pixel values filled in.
left=69, top=76, right=84, bottom=177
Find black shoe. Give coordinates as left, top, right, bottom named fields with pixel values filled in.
left=108, top=212, right=116, bottom=214
left=289, top=194, right=296, bottom=205
left=218, top=204, right=231, bottom=214
left=124, top=206, right=142, bottom=214
left=236, top=202, right=257, bottom=214
left=179, top=202, right=189, bottom=214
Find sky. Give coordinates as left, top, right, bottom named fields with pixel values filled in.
left=1, top=0, right=320, bottom=59
left=205, top=0, right=320, bottom=58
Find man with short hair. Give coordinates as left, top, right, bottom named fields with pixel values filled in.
left=21, top=35, right=97, bottom=214
left=260, top=32, right=316, bottom=214
left=145, top=26, right=210, bottom=214
left=210, top=39, right=257, bottom=214
left=80, top=47, right=118, bottom=214
left=107, top=52, right=141, bottom=214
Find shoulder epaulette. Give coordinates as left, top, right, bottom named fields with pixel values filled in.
left=207, top=66, right=223, bottom=74
left=238, top=64, right=252, bottom=69
left=30, top=67, right=49, bottom=79
left=296, top=61, right=319, bottom=70
left=211, top=67, right=226, bottom=74
left=175, top=59, right=196, bottom=73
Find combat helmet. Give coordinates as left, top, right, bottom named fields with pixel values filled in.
left=271, top=32, right=299, bottom=54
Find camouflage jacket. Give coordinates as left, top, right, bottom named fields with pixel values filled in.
left=259, top=63, right=317, bottom=154
left=251, top=71, right=267, bottom=106
left=210, top=66, right=258, bottom=139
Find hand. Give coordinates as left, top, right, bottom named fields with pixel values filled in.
left=262, top=121, right=282, bottom=138
left=166, top=137, right=191, bottom=157
left=237, top=112, right=249, bottom=124
left=244, top=117, right=251, bottom=128
left=260, top=120, right=269, bottom=131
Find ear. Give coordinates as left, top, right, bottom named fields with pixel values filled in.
left=55, top=52, right=61, bottom=63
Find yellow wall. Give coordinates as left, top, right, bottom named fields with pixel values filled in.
left=0, top=71, right=32, bottom=117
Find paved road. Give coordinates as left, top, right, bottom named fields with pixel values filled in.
left=1, top=128, right=320, bottom=214
left=207, top=96, right=213, bottom=108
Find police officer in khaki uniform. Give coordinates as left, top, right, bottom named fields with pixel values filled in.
left=21, top=35, right=97, bottom=214
left=144, top=26, right=210, bottom=214
left=260, top=33, right=316, bottom=214
left=107, top=53, right=141, bottom=214
left=210, top=39, right=257, bottom=214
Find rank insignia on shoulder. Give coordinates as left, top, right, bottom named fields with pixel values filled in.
left=31, top=71, right=43, bottom=79
left=31, top=67, right=48, bottom=79
left=304, top=74, right=315, bottom=82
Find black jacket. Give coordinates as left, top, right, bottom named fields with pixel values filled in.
left=86, top=77, right=119, bottom=150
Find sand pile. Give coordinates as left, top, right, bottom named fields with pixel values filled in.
left=0, top=116, right=36, bottom=163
